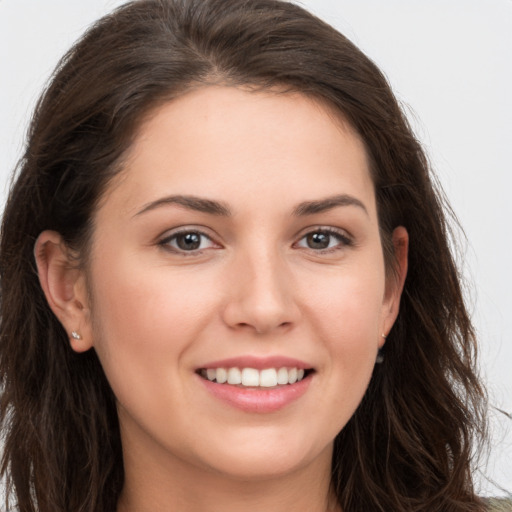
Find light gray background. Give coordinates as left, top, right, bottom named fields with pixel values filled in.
left=0, top=0, right=510, bottom=496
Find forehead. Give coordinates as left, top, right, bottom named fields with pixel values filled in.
left=101, top=86, right=376, bottom=219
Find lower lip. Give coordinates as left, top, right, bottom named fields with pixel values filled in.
left=198, top=374, right=312, bottom=413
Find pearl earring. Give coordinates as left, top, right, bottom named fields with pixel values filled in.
left=71, top=331, right=82, bottom=340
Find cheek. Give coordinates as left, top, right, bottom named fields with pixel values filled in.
left=310, top=270, right=385, bottom=340
left=304, top=268, right=385, bottom=393
left=90, top=251, right=215, bottom=341
left=86, top=253, right=218, bottom=400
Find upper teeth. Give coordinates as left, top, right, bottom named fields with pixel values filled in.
left=202, top=367, right=306, bottom=387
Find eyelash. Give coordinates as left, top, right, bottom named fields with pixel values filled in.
left=158, top=227, right=353, bottom=255
left=294, top=228, right=353, bottom=253
left=159, top=228, right=217, bottom=255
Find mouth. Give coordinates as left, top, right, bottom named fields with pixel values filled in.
left=195, top=356, right=315, bottom=412
left=197, top=366, right=314, bottom=388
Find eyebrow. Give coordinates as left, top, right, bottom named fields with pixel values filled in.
left=135, top=195, right=231, bottom=217
left=134, top=193, right=367, bottom=218
left=293, top=194, right=368, bottom=216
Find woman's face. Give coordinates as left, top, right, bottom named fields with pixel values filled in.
left=82, top=87, right=405, bottom=481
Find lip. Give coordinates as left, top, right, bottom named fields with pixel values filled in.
left=196, top=355, right=314, bottom=414
left=198, top=374, right=312, bottom=413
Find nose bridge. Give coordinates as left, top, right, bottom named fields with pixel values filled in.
left=222, top=235, right=298, bottom=334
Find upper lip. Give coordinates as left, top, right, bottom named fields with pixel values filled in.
left=197, top=355, right=313, bottom=371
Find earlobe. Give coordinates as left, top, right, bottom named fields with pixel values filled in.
left=381, top=226, right=409, bottom=343
left=34, top=231, right=93, bottom=352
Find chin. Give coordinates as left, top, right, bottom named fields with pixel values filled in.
left=206, top=453, right=312, bottom=481
left=194, top=427, right=334, bottom=481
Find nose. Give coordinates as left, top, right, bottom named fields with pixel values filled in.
left=221, top=246, right=301, bottom=335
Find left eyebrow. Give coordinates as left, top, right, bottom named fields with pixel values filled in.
left=293, top=194, right=368, bottom=216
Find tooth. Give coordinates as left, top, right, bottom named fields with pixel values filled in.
left=242, top=368, right=259, bottom=386
left=260, top=368, right=278, bottom=387
left=206, top=366, right=307, bottom=386
left=216, top=367, right=227, bottom=384
left=227, top=367, right=242, bottom=385
left=276, top=367, right=289, bottom=385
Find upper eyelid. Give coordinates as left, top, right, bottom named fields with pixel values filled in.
left=293, top=225, right=353, bottom=241
left=157, top=228, right=220, bottom=254
left=158, top=225, right=216, bottom=242
left=156, top=225, right=353, bottom=247
left=293, top=227, right=354, bottom=252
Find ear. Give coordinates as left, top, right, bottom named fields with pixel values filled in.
left=380, top=226, right=408, bottom=345
left=34, top=231, right=93, bottom=352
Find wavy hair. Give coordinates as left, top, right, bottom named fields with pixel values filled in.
left=0, top=1, right=487, bottom=510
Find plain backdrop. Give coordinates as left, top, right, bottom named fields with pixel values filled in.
left=0, top=0, right=510, bottom=497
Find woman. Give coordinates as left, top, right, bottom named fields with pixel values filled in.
left=0, top=0, right=489, bottom=511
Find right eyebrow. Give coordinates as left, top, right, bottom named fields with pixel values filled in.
left=134, top=194, right=232, bottom=217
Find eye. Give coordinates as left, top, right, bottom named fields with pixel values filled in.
left=160, top=229, right=217, bottom=253
left=295, top=229, right=352, bottom=252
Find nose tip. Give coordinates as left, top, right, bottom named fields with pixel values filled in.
left=232, top=302, right=294, bottom=335
left=223, top=285, right=298, bottom=335
left=221, top=255, right=300, bottom=335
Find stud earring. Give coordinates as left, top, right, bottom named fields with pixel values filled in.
left=71, top=331, right=82, bottom=341
left=375, top=333, right=387, bottom=364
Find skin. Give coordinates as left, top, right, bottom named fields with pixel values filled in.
left=36, top=86, right=408, bottom=512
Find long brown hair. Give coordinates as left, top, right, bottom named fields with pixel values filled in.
left=0, top=1, right=487, bottom=510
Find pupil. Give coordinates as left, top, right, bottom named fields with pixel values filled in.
left=177, top=233, right=201, bottom=250
left=307, top=232, right=329, bottom=249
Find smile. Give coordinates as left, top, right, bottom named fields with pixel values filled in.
left=196, top=356, right=314, bottom=413
left=199, top=367, right=309, bottom=387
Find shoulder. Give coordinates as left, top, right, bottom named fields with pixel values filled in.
left=483, top=498, right=512, bottom=511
